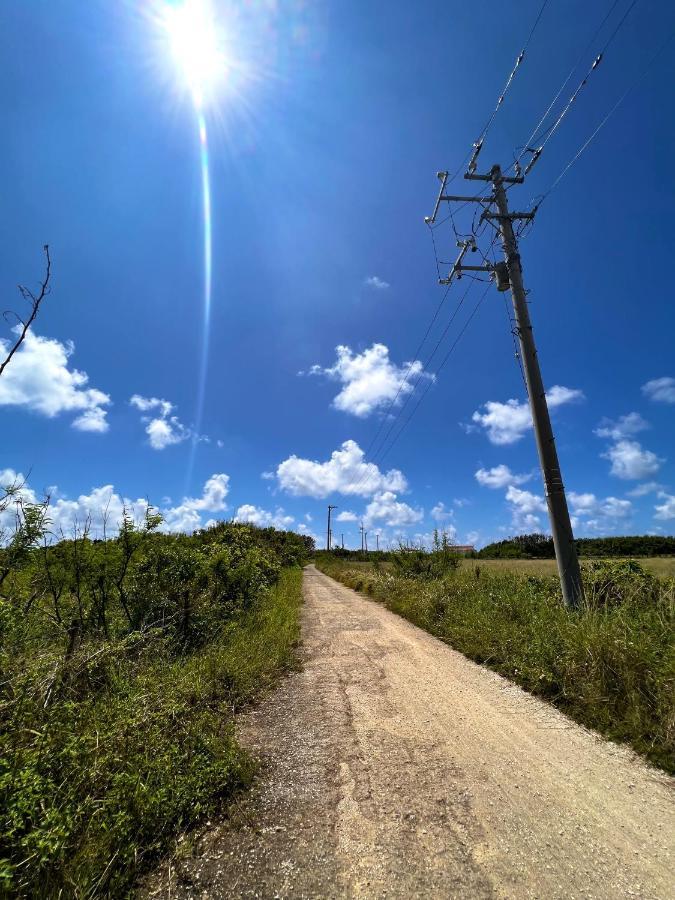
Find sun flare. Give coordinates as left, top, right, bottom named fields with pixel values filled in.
left=162, top=0, right=226, bottom=108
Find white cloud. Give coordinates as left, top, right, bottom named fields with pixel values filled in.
left=275, top=439, right=407, bottom=499
left=364, top=491, right=423, bottom=528
left=233, top=504, right=294, bottom=529
left=602, top=439, right=663, bottom=481
left=364, top=276, right=389, bottom=290
left=470, top=385, right=583, bottom=445
left=1, top=472, right=232, bottom=539
left=130, top=394, right=191, bottom=450
left=568, top=492, right=631, bottom=520
left=654, top=492, right=675, bottom=521
left=466, top=530, right=480, bottom=547
left=475, top=464, right=531, bottom=489
left=505, top=485, right=547, bottom=531
left=306, top=343, right=432, bottom=418
left=642, top=377, right=675, bottom=404
left=336, top=510, right=358, bottom=522
left=430, top=502, right=454, bottom=522
left=627, top=481, right=664, bottom=498
left=160, top=474, right=230, bottom=533
left=594, top=412, right=649, bottom=441
left=0, top=329, right=110, bottom=432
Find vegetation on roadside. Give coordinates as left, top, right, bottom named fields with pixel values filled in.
left=315, top=550, right=675, bottom=774
left=0, top=488, right=311, bottom=898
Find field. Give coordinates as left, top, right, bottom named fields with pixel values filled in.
left=341, top=556, right=675, bottom=578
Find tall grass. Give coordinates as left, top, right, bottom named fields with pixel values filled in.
left=316, top=556, right=674, bottom=774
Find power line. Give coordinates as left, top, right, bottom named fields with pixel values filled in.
left=466, top=0, right=550, bottom=175
left=536, top=26, right=675, bottom=204
left=519, top=0, right=639, bottom=176
left=513, top=0, right=622, bottom=171
left=375, top=283, right=491, bottom=469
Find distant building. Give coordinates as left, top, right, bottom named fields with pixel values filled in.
left=451, top=545, right=475, bottom=556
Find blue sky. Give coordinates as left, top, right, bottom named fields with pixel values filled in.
left=2, top=0, right=674, bottom=549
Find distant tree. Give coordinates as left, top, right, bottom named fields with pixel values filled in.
left=0, top=245, right=51, bottom=378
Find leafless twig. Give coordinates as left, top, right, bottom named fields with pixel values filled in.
left=0, top=244, right=51, bottom=378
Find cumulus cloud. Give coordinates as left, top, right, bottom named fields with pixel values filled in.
left=475, top=464, right=531, bottom=489
left=602, top=439, right=663, bottom=480
left=568, top=492, right=631, bottom=520
left=654, top=492, right=675, bottom=521
left=642, top=377, right=675, bottom=404
left=158, top=474, right=231, bottom=533
left=470, top=385, right=583, bottom=445
left=130, top=394, right=191, bottom=450
left=627, top=481, right=664, bottom=498
left=430, top=502, right=454, bottom=522
left=275, top=440, right=407, bottom=499
left=505, top=485, right=547, bottom=531
left=364, top=491, right=423, bottom=528
left=0, top=329, right=110, bottom=432
left=305, top=343, right=432, bottom=418
left=233, top=504, right=294, bottom=529
left=336, top=510, right=358, bottom=522
left=594, top=412, right=649, bottom=441
left=364, top=276, right=389, bottom=290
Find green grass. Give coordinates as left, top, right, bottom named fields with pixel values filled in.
left=316, top=557, right=675, bottom=774
left=0, top=566, right=303, bottom=898
left=336, top=556, right=675, bottom=578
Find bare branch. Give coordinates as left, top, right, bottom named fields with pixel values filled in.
left=0, top=245, right=51, bottom=378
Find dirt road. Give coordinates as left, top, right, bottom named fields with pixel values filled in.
left=148, top=565, right=674, bottom=899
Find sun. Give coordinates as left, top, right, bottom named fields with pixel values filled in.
left=161, top=0, right=227, bottom=108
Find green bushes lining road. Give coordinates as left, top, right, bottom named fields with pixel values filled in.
left=315, top=554, right=675, bottom=774
left=0, top=510, right=309, bottom=897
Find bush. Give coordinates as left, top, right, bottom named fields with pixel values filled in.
left=0, top=504, right=309, bottom=896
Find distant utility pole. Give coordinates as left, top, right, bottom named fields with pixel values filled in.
left=376, top=534, right=380, bottom=552
left=364, top=531, right=368, bottom=553
left=327, top=505, right=337, bottom=551
left=360, top=522, right=365, bottom=553
left=341, top=533, right=344, bottom=549
left=427, top=163, right=582, bottom=608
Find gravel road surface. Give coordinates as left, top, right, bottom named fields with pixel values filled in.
left=146, top=564, right=674, bottom=899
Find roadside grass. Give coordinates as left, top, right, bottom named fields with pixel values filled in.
left=315, top=557, right=675, bottom=774
left=1, top=557, right=303, bottom=898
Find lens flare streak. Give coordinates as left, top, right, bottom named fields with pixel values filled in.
left=188, top=109, right=212, bottom=486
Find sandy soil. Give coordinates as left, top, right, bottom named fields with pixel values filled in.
left=144, top=564, right=674, bottom=899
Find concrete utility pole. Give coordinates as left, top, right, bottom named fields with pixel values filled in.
left=326, top=505, right=337, bottom=551
left=426, top=164, right=583, bottom=607
left=360, top=522, right=365, bottom=553
left=341, top=533, right=344, bottom=549
left=364, top=532, right=368, bottom=553
left=376, top=534, right=380, bottom=552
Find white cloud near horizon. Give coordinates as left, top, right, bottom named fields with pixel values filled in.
left=364, top=491, right=423, bottom=528
left=275, top=439, right=407, bottom=498
left=642, top=377, right=675, bottom=404
left=470, top=385, right=583, bottom=445
left=233, top=504, right=294, bottom=529
left=475, top=464, right=531, bottom=489
left=654, top=492, right=675, bottom=520
left=0, top=329, right=110, bottom=432
left=336, top=510, right=358, bottom=522
left=130, top=394, right=191, bottom=450
left=430, top=502, right=454, bottom=522
left=305, top=343, right=432, bottom=418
